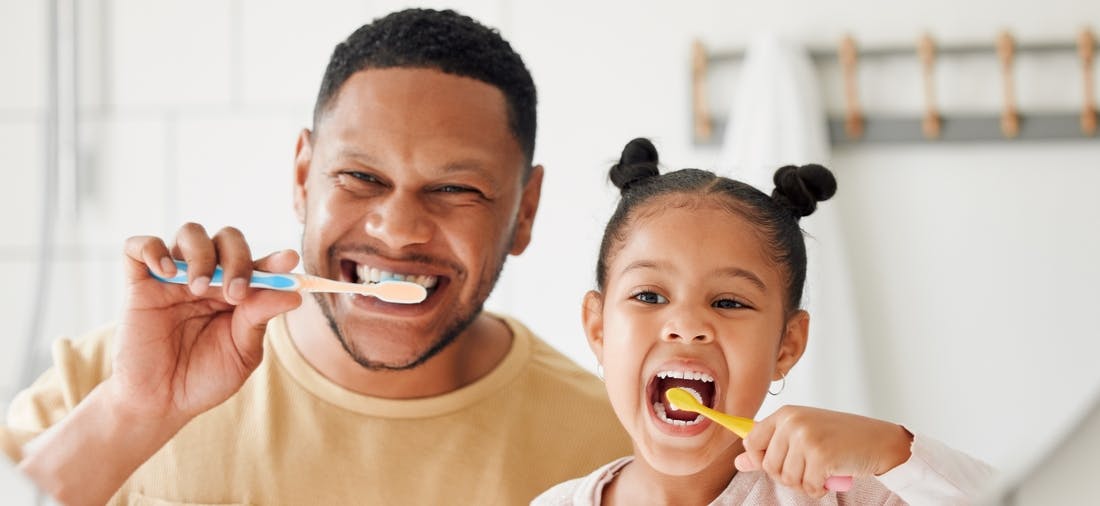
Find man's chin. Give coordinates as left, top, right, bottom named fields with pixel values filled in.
left=341, top=338, right=448, bottom=372
left=312, top=281, right=487, bottom=372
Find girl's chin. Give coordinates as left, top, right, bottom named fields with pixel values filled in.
left=635, top=439, right=736, bottom=477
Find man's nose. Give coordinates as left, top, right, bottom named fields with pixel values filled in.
left=364, top=191, right=433, bottom=249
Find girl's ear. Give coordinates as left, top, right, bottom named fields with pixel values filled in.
left=581, top=290, right=606, bottom=364
left=775, top=310, right=810, bottom=379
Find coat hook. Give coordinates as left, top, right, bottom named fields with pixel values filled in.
left=839, top=34, right=864, bottom=139
left=996, top=30, right=1020, bottom=138
left=1079, top=28, right=1097, bottom=136
left=918, top=33, right=940, bottom=139
left=691, top=39, right=713, bottom=142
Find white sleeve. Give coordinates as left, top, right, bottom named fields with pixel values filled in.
left=874, top=433, right=995, bottom=506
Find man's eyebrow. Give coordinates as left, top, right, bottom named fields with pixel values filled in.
left=333, top=147, right=380, bottom=165
left=331, top=149, right=496, bottom=180
left=441, top=159, right=494, bottom=178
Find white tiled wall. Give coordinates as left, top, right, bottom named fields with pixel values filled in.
left=108, top=0, right=235, bottom=108
left=0, top=0, right=48, bottom=111
left=240, top=0, right=370, bottom=106
left=72, top=116, right=172, bottom=248
left=0, top=260, right=38, bottom=404
left=0, top=122, right=46, bottom=251
left=173, top=112, right=305, bottom=255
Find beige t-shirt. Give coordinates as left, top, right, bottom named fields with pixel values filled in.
left=1, top=313, right=632, bottom=505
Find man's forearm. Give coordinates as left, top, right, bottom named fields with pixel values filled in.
left=17, top=381, right=185, bottom=506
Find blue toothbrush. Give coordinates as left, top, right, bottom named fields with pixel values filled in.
left=151, top=259, right=427, bottom=304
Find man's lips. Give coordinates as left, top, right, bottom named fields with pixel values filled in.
left=339, top=259, right=444, bottom=294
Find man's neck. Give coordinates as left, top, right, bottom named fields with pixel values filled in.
left=283, top=297, right=513, bottom=399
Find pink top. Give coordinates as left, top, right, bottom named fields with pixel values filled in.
left=533, top=434, right=994, bottom=505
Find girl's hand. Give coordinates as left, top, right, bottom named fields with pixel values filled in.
left=734, top=405, right=913, bottom=498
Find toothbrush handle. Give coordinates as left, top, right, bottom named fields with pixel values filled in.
left=825, top=475, right=853, bottom=492
left=152, top=259, right=301, bottom=291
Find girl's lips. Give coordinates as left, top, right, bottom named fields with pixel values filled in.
left=643, top=361, right=721, bottom=437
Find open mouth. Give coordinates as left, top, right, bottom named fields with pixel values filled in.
left=340, top=260, right=443, bottom=298
left=647, top=370, right=716, bottom=427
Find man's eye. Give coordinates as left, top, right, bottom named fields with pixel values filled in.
left=348, top=172, right=380, bottom=183
left=712, top=299, right=746, bottom=309
left=633, top=292, right=668, bottom=304
left=437, top=185, right=475, bottom=194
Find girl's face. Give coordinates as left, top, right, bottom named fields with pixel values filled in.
left=583, top=199, right=807, bottom=476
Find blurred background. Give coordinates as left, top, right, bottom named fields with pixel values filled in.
left=1, top=0, right=1098, bottom=485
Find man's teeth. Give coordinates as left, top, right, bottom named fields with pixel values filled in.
left=655, top=370, right=715, bottom=382
left=654, top=402, right=703, bottom=426
left=355, top=265, right=438, bottom=288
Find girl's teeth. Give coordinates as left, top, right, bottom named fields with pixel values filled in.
left=653, top=402, right=703, bottom=426
left=655, top=370, right=715, bottom=383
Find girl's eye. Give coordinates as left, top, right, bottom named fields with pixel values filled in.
left=712, top=298, right=746, bottom=310
left=633, top=292, right=668, bottom=304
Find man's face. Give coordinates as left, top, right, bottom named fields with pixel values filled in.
left=293, top=67, right=541, bottom=370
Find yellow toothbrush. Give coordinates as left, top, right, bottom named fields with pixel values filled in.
left=665, top=387, right=853, bottom=492
left=665, top=387, right=755, bottom=438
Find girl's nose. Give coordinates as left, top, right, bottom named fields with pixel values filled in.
left=364, top=192, right=433, bottom=248
left=661, top=315, right=715, bottom=344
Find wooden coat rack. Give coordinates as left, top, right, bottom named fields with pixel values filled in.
left=692, top=29, right=1099, bottom=145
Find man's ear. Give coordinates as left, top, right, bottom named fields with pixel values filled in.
left=775, top=310, right=809, bottom=379
left=292, top=128, right=314, bottom=224
left=581, top=290, right=606, bottom=365
left=509, top=165, right=544, bottom=255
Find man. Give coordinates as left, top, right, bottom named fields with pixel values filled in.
left=1, top=9, right=631, bottom=505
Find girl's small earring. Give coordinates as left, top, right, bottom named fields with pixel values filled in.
left=596, top=363, right=605, bottom=381
left=768, top=370, right=787, bottom=396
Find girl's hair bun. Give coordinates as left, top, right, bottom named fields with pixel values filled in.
left=610, top=137, right=660, bottom=193
left=770, top=163, right=837, bottom=219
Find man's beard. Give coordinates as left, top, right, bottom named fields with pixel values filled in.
left=307, top=237, right=512, bottom=372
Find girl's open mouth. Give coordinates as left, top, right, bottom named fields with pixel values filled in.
left=646, top=369, right=717, bottom=427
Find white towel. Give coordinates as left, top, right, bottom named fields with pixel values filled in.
left=719, top=34, right=871, bottom=417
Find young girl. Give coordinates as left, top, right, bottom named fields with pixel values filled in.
left=535, top=138, right=993, bottom=505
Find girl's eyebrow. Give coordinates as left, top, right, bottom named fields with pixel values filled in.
left=619, top=259, right=662, bottom=276
left=619, top=260, right=767, bottom=292
left=715, top=267, right=767, bottom=292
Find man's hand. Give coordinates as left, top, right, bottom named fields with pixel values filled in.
left=17, top=223, right=302, bottom=506
left=108, top=224, right=302, bottom=425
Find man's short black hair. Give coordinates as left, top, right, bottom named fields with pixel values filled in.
left=314, top=8, right=537, bottom=167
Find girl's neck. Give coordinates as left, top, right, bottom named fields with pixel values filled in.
left=603, top=444, right=743, bottom=506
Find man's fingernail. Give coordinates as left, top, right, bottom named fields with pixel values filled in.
left=229, top=278, right=248, bottom=301
left=160, top=257, right=176, bottom=276
left=191, top=276, right=210, bottom=295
